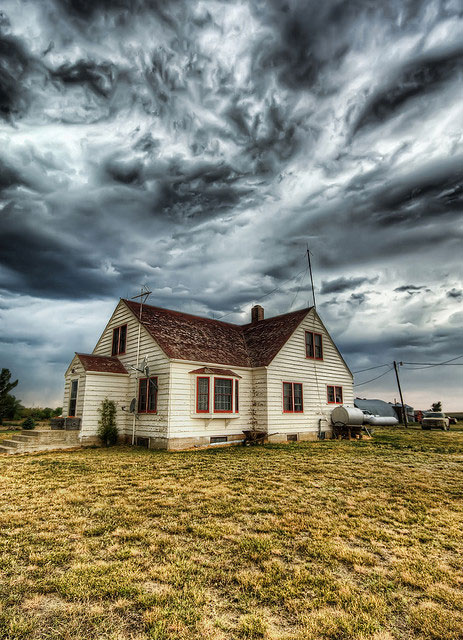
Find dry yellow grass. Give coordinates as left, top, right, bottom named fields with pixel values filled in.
left=0, top=425, right=462, bottom=640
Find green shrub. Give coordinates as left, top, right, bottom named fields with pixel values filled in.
left=22, top=416, right=35, bottom=430
left=97, top=398, right=118, bottom=446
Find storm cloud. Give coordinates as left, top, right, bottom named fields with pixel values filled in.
left=0, top=0, right=462, bottom=409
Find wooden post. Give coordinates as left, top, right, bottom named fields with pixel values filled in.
left=393, top=361, right=408, bottom=427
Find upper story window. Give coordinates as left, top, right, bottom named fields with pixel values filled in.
left=112, top=324, right=127, bottom=356
left=327, top=385, right=343, bottom=404
left=138, top=376, right=158, bottom=413
left=69, top=379, right=78, bottom=417
left=305, top=331, right=323, bottom=360
left=283, top=382, right=303, bottom=413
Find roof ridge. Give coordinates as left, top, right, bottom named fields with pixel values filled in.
left=122, top=298, right=312, bottom=329
left=122, top=299, right=243, bottom=329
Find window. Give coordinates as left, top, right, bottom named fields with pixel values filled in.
left=283, top=382, right=303, bottom=413
left=210, top=436, right=227, bottom=444
left=138, top=376, right=158, bottom=413
left=327, top=385, right=343, bottom=404
left=112, top=324, right=127, bottom=355
left=69, top=379, right=78, bottom=417
left=235, top=380, right=239, bottom=413
left=196, top=377, right=209, bottom=413
left=214, top=378, right=233, bottom=412
left=305, top=331, right=323, bottom=360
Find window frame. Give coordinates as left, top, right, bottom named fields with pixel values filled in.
left=196, top=377, right=210, bottom=413
left=213, top=377, right=234, bottom=414
left=138, top=376, right=158, bottom=414
left=235, top=380, right=239, bottom=413
left=282, top=381, right=304, bottom=414
left=327, top=385, right=343, bottom=404
left=305, top=330, right=323, bottom=360
left=111, top=323, right=127, bottom=356
left=68, top=379, right=78, bottom=417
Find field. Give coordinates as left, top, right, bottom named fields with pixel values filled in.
left=0, top=426, right=462, bottom=640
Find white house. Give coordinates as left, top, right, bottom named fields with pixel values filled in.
left=63, top=299, right=353, bottom=450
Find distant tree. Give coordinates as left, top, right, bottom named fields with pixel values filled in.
left=0, top=369, right=19, bottom=425
left=53, top=407, right=63, bottom=417
left=22, top=416, right=35, bottom=430
left=2, top=395, right=23, bottom=420
left=41, top=408, right=54, bottom=420
left=431, top=401, right=442, bottom=412
left=97, top=398, right=118, bottom=446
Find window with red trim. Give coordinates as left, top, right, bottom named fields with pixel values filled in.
left=68, top=379, right=78, bottom=417
left=196, top=377, right=209, bottom=413
left=327, top=385, right=343, bottom=404
left=305, top=331, right=323, bottom=360
left=214, top=378, right=233, bottom=413
left=235, top=380, right=239, bottom=413
left=283, top=382, right=303, bottom=413
left=138, top=376, right=158, bottom=413
left=112, top=324, right=127, bottom=355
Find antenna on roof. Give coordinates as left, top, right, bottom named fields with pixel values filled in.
left=306, top=244, right=316, bottom=309
left=131, top=284, right=152, bottom=306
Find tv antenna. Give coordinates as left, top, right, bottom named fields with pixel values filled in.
left=131, top=284, right=152, bottom=306
left=306, top=244, right=316, bottom=309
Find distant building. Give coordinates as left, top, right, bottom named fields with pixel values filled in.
left=355, top=398, right=414, bottom=422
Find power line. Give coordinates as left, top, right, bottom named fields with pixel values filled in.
left=353, top=363, right=390, bottom=374
left=401, top=354, right=463, bottom=370
left=354, top=366, right=394, bottom=387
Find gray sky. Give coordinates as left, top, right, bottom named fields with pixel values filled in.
left=0, top=0, right=462, bottom=410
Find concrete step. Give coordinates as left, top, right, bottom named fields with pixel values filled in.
left=0, top=430, right=81, bottom=454
left=0, top=442, right=82, bottom=455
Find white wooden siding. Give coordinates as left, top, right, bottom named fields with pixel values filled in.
left=267, top=309, right=353, bottom=433
left=91, top=300, right=171, bottom=438
left=63, top=355, right=86, bottom=418
left=80, top=373, right=130, bottom=440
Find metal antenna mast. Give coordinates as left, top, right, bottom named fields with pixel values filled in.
left=130, top=285, right=152, bottom=445
left=306, top=244, right=316, bottom=309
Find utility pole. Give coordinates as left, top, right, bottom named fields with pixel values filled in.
left=306, top=244, right=316, bottom=309
left=393, top=361, right=408, bottom=427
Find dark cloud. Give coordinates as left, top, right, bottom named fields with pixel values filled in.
left=0, top=0, right=461, bottom=409
left=354, top=47, right=463, bottom=133
left=320, top=276, right=377, bottom=295
left=394, top=285, right=426, bottom=293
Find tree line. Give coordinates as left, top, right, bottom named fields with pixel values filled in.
left=0, top=368, right=62, bottom=425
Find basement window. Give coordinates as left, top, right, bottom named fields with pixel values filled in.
left=287, top=434, right=298, bottom=442
left=305, top=331, right=323, bottom=360
left=112, top=324, right=127, bottom=355
left=210, top=436, right=227, bottom=444
left=327, top=385, right=343, bottom=404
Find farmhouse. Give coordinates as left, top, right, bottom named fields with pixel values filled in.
left=63, top=299, right=353, bottom=450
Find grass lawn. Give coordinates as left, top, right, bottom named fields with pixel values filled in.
left=0, top=426, right=462, bottom=640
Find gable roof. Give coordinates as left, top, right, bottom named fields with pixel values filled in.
left=76, top=353, right=128, bottom=374
left=122, top=299, right=312, bottom=368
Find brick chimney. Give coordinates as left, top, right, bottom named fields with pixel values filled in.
left=251, top=305, right=264, bottom=323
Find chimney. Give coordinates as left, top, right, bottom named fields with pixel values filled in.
left=251, top=305, right=264, bottom=324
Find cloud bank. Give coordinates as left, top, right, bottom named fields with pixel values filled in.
left=0, top=0, right=462, bottom=409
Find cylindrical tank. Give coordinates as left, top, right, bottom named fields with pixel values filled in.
left=365, top=416, right=398, bottom=426
left=331, top=406, right=364, bottom=426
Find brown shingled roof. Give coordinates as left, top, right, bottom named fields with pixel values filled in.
left=76, top=353, right=128, bottom=374
left=122, top=300, right=312, bottom=368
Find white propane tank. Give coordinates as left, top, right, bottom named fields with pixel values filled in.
left=331, top=406, right=364, bottom=426
left=365, top=416, right=399, bottom=426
